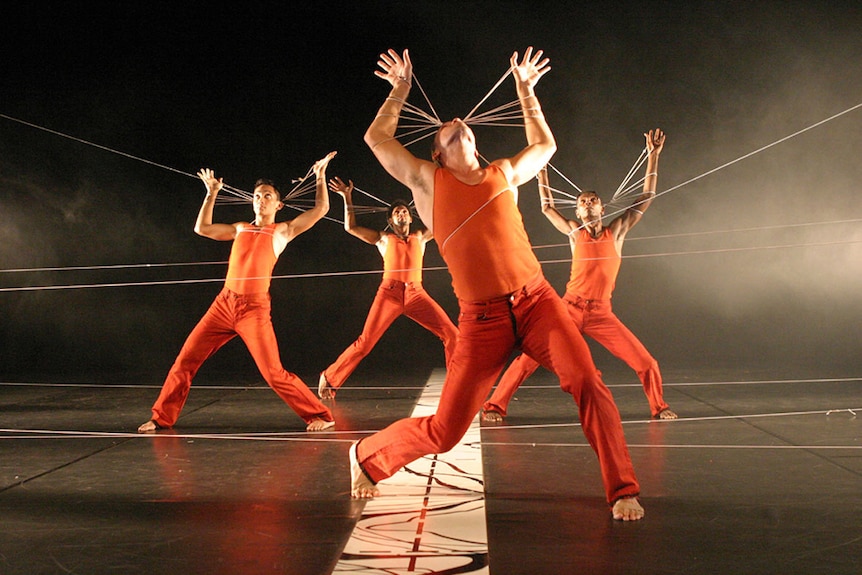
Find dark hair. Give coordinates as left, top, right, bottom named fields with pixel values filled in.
left=254, top=178, right=280, bottom=195
left=387, top=199, right=411, bottom=220
left=577, top=190, right=601, bottom=201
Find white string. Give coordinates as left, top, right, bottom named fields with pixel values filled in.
left=410, top=73, right=441, bottom=125
left=0, top=261, right=227, bottom=274
left=3, top=375, right=857, bottom=389
left=3, top=92, right=861, bottom=293
left=3, top=229, right=860, bottom=291
left=611, top=147, right=649, bottom=203
left=598, top=101, right=862, bottom=224
left=439, top=188, right=511, bottom=252
left=463, top=66, right=514, bottom=122
left=546, top=163, right=584, bottom=196
left=2, top=213, right=859, bottom=277
left=0, top=113, right=197, bottom=180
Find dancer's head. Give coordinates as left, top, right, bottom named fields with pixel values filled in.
left=252, top=179, right=284, bottom=218
left=432, top=118, right=478, bottom=167
left=575, top=191, right=604, bottom=223
left=387, top=200, right=413, bottom=227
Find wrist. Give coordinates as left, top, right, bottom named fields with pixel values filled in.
left=392, top=77, right=411, bottom=92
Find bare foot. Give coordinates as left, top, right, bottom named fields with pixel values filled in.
left=318, top=373, right=336, bottom=400
left=306, top=418, right=335, bottom=432
left=658, top=408, right=678, bottom=420
left=612, top=496, right=645, bottom=521
left=350, top=442, right=379, bottom=499
left=481, top=409, right=503, bottom=424
left=137, top=420, right=158, bottom=433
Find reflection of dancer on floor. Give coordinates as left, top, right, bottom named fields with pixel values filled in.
left=483, top=131, right=678, bottom=422
left=352, top=47, right=644, bottom=520
left=138, top=153, right=337, bottom=434
left=318, top=177, right=457, bottom=399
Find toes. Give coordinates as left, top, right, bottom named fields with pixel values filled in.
left=306, top=419, right=335, bottom=432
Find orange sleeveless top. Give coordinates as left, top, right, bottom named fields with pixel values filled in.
left=433, top=164, right=540, bottom=301
left=224, top=223, right=279, bottom=294
left=565, top=228, right=621, bottom=300
left=381, top=231, right=424, bottom=283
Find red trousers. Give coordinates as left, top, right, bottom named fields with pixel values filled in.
left=323, top=279, right=458, bottom=389
left=485, top=294, right=668, bottom=417
left=150, top=288, right=333, bottom=427
left=355, top=274, right=639, bottom=504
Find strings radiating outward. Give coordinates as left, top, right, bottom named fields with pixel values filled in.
left=2, top=76, right=862, bottom=290
left=4, top=216, right=860, bottom=292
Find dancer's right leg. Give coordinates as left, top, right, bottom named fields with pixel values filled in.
left=145, top=293, right=236, bottom=429
left=321, top=282, right=403, bottom=394
left=353, top=297, right=515, bottom=487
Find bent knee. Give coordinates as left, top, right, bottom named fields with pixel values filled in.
left=427, top=423, right=470, bottom=453
left=635, top=359, right=660, bottom=376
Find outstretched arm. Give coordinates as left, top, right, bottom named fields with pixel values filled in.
left=612, top=128, right=665, bottom=238
left=283, top=151, right=336, bottom=241
left=194, top=168, right=238, bottom=241
left=496, top=48, right=557, bottom=188
left=329, top=176, right=381, bottom=245
left=537, top=166, right=577, bottom=236
left=363, top=49, right=436, bottom=225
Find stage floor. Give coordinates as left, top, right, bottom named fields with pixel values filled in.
left=1, top=365, right=860, bottom=574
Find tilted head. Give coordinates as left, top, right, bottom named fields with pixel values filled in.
left=431, top=118, right=478, bottom=167
left=387, top=199, right=413, bottom=227
left=252, top=178, right=284, bottom=217
left=575, top=191, right=604, bottom=223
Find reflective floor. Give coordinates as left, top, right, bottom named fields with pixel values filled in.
left=1, top=365, right=860, bottom=574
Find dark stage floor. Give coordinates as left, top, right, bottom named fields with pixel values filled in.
left=1, top=365, right=860, bottom=575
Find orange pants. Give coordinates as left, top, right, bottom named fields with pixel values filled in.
left=323, top=279, right=458, bottom=389
left=355, top=274, right=639, bottom=504
left=150, top=288, right=333, bottom=427
left=485, top=294, right=668, bottom=417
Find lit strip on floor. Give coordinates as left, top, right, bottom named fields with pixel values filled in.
left=334, top=368, right=489, bottom=574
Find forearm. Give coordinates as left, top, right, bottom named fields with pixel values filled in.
left=364, top=78, right=411, bottom=148
left=633, top=154, right=659, bottom=212
left=313, top=175, right=331, bottom=218
left=517, top=82, right=555, bottom=153
left=193, top=193, right=217, bottom=235
left=342, top=195, right=358, bottom=233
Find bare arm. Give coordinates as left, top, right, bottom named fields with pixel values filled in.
left=329, top=176, right=381, bottom=245
left=537, top=166, right=577, bottom=236
left=611, top=128, right=665, bottom=239
left=363, top=49, right=437, bottom=226
left=194, top=168, right=238, bottom=241
left=281, top=151, right=336, bottom=241
left=495, top=48, right=557, bottom=188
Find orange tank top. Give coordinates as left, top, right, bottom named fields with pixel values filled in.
left=381, top=231, right=424, bottom=283
left=565, top=227, right=620, bottom=300
left=433, top=164, right=540, bottom=301
left=224, top=223, right=279, bottom=294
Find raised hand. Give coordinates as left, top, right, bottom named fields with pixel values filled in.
left=645, top=128, right=666, bottom=155
left=312, top=151, right=338, bottom=176
left=374, top=48, right=413, bottom=87
left=328, top=176, right=354, bottom=198
left=197, top=168, right=223, bottom=196
left=510, top=47, right=551, bottom=88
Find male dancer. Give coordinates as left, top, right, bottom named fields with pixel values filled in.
left=483, top=135, right=678, bottom=422
left=138, top=152, right=337, bottom=433
left=318, top=177, right=457, bottom=399
left=353, top=47, right=644, bottom=521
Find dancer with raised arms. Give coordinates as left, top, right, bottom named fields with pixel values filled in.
left=352, top=47, right=644, bottom=521
left=484, top=132, right=677, bottom=423
left=138, top=153, right=337, bottom=434
left=318, top=177, right=457, bottom=399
